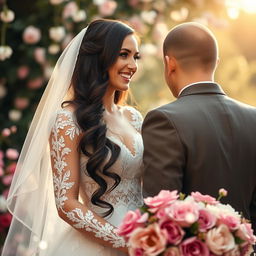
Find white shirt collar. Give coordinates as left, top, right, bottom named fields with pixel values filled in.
left=178, top=81, right=214, bottom=97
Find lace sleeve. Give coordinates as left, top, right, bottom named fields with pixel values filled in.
left=123, top=106, right=143, bottom=133
left=49, top=109, right=126, bottom=249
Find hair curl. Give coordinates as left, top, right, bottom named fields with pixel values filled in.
left=64, top=19, right=134, bottom=217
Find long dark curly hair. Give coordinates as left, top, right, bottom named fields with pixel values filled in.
left=64, top=19, right=135, bottom=217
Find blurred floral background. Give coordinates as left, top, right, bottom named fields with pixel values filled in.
left=1, top=0, right=256, bottom=251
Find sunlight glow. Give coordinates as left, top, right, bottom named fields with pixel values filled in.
left=226, top=0, right=256, bottom=15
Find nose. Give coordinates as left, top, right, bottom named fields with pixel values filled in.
left=127, top=57, right=137, bottom=71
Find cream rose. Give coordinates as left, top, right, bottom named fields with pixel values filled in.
left=206, top=224, right=235, bottom=255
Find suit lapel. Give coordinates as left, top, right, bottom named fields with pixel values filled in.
left=178, top=83, right=226, bottom=98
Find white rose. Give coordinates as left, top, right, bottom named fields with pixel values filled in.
left=48, top=44, right=60, bottom=55
left=0, top=46, right=13, bottom=61
left=0, top=9, right=15, bottom=23
left=49, top=26, right=65, bottom=42
left=206, top=224, right=235, bottom=255
left=9, top=109, right=22, bottom=121
left=73, top=10, right=86, bottom=22
left=50, top=0, right=64, bottom=5
left=0, top=195, right=7, bottom=212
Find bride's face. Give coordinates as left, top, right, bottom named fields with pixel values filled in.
left=107, top=34, right=140, bottom=92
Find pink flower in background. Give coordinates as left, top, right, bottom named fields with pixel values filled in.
left=6, top=148, right=19, bottom=160
left=23, top=26, right=41, bottom=44
left=27, top=77, right=44, bottom=89
left=144, top=190, right=179, bottom=213
left=191, top=192, right=218, bottom=205
left=0, top=213, right=12, bottom=228
left=0, top=167, right=4, bottom=177
left=128, top=0, right=139, bottom=7
left=6, top=162, right=17, bottom=174
left=167, top=200, right=199, bottom=227
left=117, top=209, right=147, bottom=238
left=206, top=224, right=235, bottom=255
left=17, top=65, right=29, bottom=79
left=98, top=0, right=117, bottom=17
left=62, top=1, right=78, bottom=19
left=0, top=150, right=4, bottom=166
left=236, top=223, right=256, bottom=244
left=129, top=16, right=148, bottom=34
left=2, top=174, right=13, bottom=185
left=198, top=209, right=217, bottom=232
left=34, top=47, right=46, bottom=64
left=0, top=9, right=15, bottom=23
left=218, top=214, right=240, bottom=231
left=10, top=125, right=17, bottom=133
left=219, top=188, right=228, bottom=197
left=2, top=128, right=11, bottom=137
left=180, top=237, right=209, bottom=256
left=164, top=247, right=181, bottom=256
left=2, top=189, right=9, bottom=199
left=14, top=97, right=29, bottom=110
left=129, top=223, right=167, bottom=256
left=160, top=220, right=185, bottom=245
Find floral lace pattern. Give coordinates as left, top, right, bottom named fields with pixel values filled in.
left=123, top=106, right=143, bottom=132
left=50, top=109, right=126, bottom=248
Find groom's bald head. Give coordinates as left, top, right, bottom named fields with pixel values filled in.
left=163, top=22, right=218, bottom=72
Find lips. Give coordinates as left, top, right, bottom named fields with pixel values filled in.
left=119, top=72, right=133, bottom=82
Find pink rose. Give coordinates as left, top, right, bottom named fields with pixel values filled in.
left=206, top=224, right=235, bottom=255
left=34, top=47, right=46, bottom=64
left=128, top=248, right=144, bottom=256
left=219, top=188, right=228, bottom=197
left=180, top=237, right=209, bottom=256
left=240, top=243, right=254, bottom=256
left=164, top=246, right=181, bottom=256
left=98, top=0, right=117, bottom=17
left=14, top=97, right=29, bottom=110
left=6, top=148, right=19, bottom=160
left=218, top=214, right=240, bottom=231
left=17, top=65, right=29, bottom=79
left=144, top=190, right=179, bottom=213
left=23, top=26, right=41, bottom=44
left=2, top=128, right=11, bottom=137
left=129, top=223, right=167, bottom=256
left=198, top=209, right=217, bottom=232
left=2, top=174, right=14, bottom=185
left=0, top=213, right=12, bottom=228
left=236, top=223, right=256, bottom=244
left=2, top=189, right=9, bottom=199
left=62, top=1, right=78, bottom=19
left=167, top=200, right=199, bottom=227
left=191, top=192, right=218, bottom=205
left=160, top=220, right=185, bottom=245
left=6, top=162, right=17, bottom=174
left=0, top=167, right=3, bottom=177
left=117, top=210, right=147, bottom=238
left=27, top=77, right=44, bottom=89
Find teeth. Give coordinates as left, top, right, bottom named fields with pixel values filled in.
left=120, top=73, right=132, bottom=79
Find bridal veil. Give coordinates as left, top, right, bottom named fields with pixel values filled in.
left=1, top=28, right=87, bottom=256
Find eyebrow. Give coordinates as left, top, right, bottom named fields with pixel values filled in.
left=121, top=48, right=140, bottom=54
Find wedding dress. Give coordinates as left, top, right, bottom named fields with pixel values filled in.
left=43, top=105, right=144, bottom=256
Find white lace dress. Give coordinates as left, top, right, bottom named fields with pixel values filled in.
left=45, top=106, right=143, bottom=256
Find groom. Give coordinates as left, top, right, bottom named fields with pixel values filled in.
left=142, top=22, right=256, bottom=231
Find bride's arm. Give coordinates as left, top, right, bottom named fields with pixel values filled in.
left=49, top=111, right=128, bottom=253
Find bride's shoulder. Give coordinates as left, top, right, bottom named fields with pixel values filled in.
left=121, top=105, right=143, bottom=121
left=121, top=105, right=143, bottom=132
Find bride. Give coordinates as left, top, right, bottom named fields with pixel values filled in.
left=2, top=19, right=143, bottom=256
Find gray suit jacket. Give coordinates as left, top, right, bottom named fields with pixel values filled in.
left=142, top=82, right=256, bottom=231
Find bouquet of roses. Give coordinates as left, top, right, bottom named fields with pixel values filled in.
left=117, top=189, right=255, bottom=256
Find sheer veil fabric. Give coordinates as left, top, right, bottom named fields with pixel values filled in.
left=1, top=28, right=87, bottom=256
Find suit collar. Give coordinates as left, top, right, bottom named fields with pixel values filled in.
left=178, top=82, right=225, bottom=98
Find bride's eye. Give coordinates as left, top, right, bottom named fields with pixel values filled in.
left=119, top=52, right=128, bottom=58
left=134, top=54, right=141, bottom=60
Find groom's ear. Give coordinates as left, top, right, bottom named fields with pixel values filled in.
left=164, top=55, right=176, bottom=75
